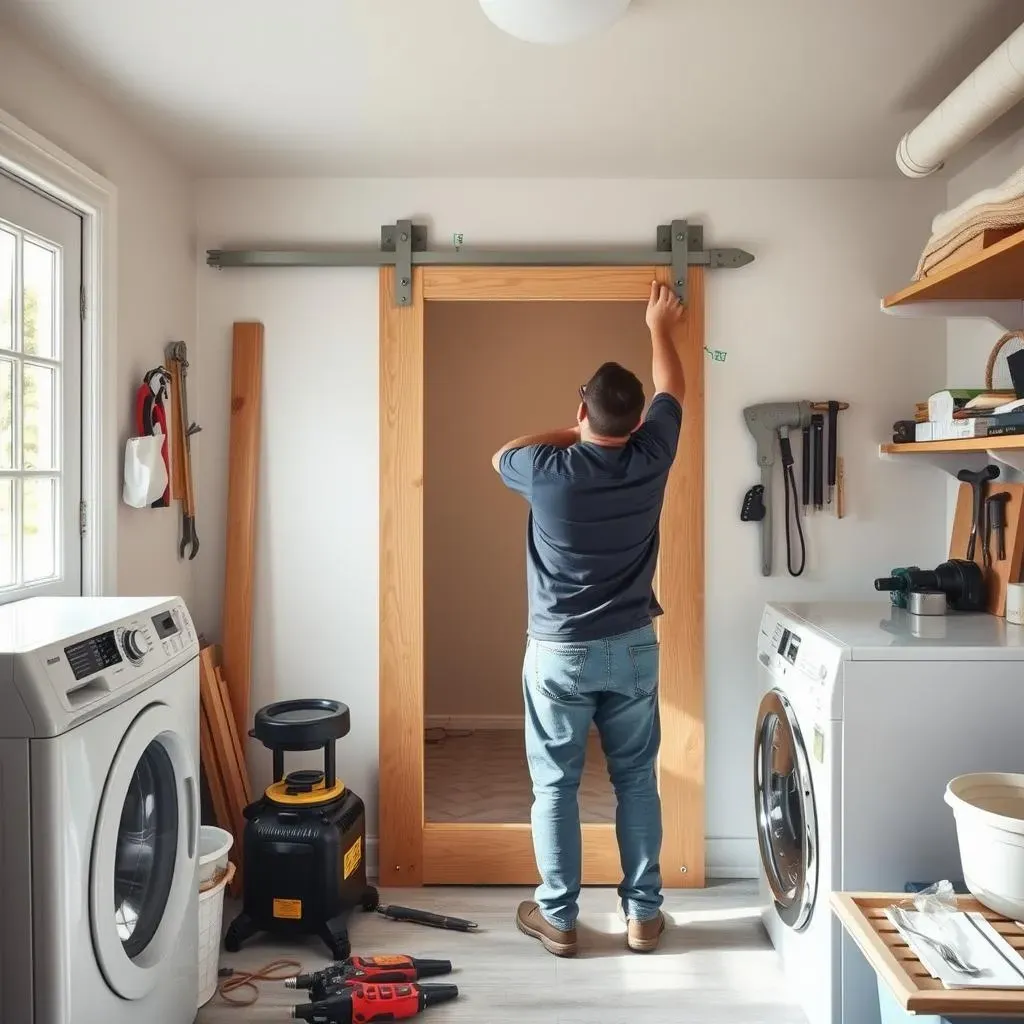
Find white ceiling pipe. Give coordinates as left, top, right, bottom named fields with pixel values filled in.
left=897, top=21, right=1024, bottom=177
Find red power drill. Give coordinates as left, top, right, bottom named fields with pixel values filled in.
left=286, top=957, right=452, bottom=1001
left=291, top=982, right=459, bottom=1023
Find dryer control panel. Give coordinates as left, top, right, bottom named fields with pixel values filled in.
left=0, top=596, right=199, bottom=738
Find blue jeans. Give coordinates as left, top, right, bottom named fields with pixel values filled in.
left=523, top=623, right=663, bottom=930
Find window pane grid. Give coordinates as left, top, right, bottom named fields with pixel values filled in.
left=0, top=218, right=65, bottom=590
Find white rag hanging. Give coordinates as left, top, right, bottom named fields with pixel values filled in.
left=123, top=435, right=168, bottom=508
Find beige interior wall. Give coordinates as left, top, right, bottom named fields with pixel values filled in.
left=424, top=301, right=653, bottom=721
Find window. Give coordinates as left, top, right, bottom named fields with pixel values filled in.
left=0, top=171, right=82, bottom=600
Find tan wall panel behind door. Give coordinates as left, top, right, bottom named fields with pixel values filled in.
left=423, top=301, right=653, bottom=721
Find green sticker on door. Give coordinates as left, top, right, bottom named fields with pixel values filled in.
left=813, top=727, right=825, bottom=763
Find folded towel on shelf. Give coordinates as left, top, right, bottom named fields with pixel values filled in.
left=914, top=164, right=1024, bottom=280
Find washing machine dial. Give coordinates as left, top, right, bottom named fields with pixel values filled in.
left=121, top=628, right=151, bottom=664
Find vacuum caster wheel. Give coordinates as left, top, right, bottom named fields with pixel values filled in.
left=223, top=911, right=257, bottom=953
left=361, top=885, right=380, bottom=912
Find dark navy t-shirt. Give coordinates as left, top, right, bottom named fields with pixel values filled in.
left=498, top=393, right=683, bottom=642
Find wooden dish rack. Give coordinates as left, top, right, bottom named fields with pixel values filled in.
left=832, top=892, right=1024, bottom=1017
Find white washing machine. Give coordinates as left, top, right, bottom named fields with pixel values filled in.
left=755, top=600, right=1024, bottom=1024
left=0, top=596, right=200, bottom=1024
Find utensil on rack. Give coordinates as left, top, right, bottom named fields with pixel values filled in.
left=889, top=905, right=982, bottom=977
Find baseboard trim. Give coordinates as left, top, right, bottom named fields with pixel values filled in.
left=366, top=835, right=756, bottom=883
left=425, top=714, right=523, bottom=731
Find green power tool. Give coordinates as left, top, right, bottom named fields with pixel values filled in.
left=881, top=567, right=920, bottom=609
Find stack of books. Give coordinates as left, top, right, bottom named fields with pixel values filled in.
left=914, top=389, right=1021, bottom=441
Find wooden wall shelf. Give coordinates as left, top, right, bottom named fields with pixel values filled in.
left=884, top=227, right=1024, bottom=306
left=880, top=227, right=1024, bottom=330
left=881, top=437, right=1024, bottom=455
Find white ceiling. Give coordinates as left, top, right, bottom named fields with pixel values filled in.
left=3, top=0, right=1024, bottom=178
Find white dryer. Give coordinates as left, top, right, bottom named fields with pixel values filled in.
left=0, top=596, right=200, bottom=1024
left=755, top=601, right=1024, bottom=1024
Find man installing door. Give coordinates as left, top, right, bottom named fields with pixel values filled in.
left=492, top=281, right=685, bottom=957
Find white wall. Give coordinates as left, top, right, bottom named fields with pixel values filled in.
left=0, top=22, right=197, bottom=603
left=196, top=177, right=948, bottom=874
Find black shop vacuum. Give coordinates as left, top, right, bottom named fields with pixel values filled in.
left=224, top=698, right=375, bottom=959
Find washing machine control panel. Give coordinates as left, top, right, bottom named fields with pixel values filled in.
left=44, top=601, right=197, bottom=714
left=758, top=607, right=842, bottom=697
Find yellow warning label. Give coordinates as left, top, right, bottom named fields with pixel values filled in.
left=367, top=955, right=408, bottom=966
left=343, top=837, right=363, bottom=879
left=273, top=898, right=303, bottom=920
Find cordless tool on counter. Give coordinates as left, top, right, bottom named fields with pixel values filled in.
left=874, top=559, right=986, bottom=613
left=291, top=982, right=459, bottom=1023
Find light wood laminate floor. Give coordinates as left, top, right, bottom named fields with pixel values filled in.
left=198, top=880, right=805, bottom=1024
left=425, top=728, right=616, bottom=824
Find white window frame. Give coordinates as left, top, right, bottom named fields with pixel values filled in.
left=0, top=107, right=117, bottom=596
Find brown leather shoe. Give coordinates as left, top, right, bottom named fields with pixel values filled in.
left=627, top=911, right=666, bottom=953
left=515, top=901, right=578, bottom=957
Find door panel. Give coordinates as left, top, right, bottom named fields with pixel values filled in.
left=379, top=265, right=705, bottom=886
left=0, top=171, right=82, bottom=600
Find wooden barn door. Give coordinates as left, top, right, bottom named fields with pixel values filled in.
left=379, top=266, right=705, bottom=887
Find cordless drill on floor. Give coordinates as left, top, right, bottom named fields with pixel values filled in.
left=286, top=957, right=452, bottom=1002
left=291, top=981, right=459, bottom=1023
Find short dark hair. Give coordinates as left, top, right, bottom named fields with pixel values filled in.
left=581, top=362, right=645, bottom=437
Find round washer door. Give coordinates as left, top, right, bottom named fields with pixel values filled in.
left=754, top=687, right=818, bottom=930
left=90, top=702, right=197, bottom=1000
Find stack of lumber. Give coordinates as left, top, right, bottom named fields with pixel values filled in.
left=199, top=644, right=251, bottom=894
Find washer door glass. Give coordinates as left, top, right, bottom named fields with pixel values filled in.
left=114, top=740, right=179, bottom=957
left=91, top=701, right=197, bottom=1001
left=754, top=688, right=817, bottom=930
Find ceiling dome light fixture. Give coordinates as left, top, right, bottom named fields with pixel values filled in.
left=478, top=0, right=632, bottom=45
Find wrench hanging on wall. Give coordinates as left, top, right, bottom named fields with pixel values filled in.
left=166, top=341, right=201, bottom=559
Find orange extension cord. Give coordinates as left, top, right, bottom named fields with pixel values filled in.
left=217, top=958, right=303, bottom=1007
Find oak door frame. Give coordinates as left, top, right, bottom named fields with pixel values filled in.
left=379, top=265, right=705, bottom=887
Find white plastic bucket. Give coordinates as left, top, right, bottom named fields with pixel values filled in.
left=945, top=772, right=1024, bottom=919
left=198, top=826, right=233, bottom=885
left=198, top=861, right=236, bottom=1007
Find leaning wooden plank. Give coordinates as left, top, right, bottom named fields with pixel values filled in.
left=199, top=702, right=231, bottom=833
left=200, top=646, right=247, bottom=894
left=200, top=647, right=249, bottom=834
left=215, top=664, right=252, bottom=804
left=221, top=322, right=264, bottom=740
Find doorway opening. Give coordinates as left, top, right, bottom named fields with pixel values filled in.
left=423, top=301, right=653, bottom=826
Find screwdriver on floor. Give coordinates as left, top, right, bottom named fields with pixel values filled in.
left=291, top=982, right=460, bottom=1023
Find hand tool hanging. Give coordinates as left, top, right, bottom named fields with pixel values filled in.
left=811, top=414, right=824, bottom=512
left=133, top=367, right=172, bottom=508
left=801, top=423, right=811, bottom=512
left=987, top=492, right=1012, bottom=562
left=166, top=341, right=201, bottom=559
left=956, top=465, right=999, bottom=565
left=742, top=402, right=812, bottom=576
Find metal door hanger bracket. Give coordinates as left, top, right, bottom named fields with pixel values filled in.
left=207, top=221, right=754, bottom=307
